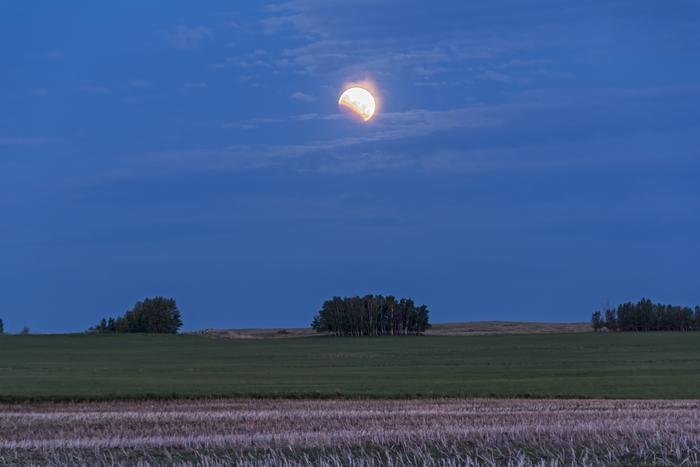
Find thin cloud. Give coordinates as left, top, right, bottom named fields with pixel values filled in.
left=128, top=79, right=151, bottom=89
left=182, top=82, right=208, bottom=90
left=162, top=26, right=212, bottom=50
left=477, top=70, right=513, bottom=83
left=0, top=137, right=50, bottom=147
left=221, top=112, right=341, bottom=129
left=212, top=49, right=274, bottom=70
left=137, top=84, right=700, bottom=175
left=290, top=91, right=316, bottom=102
left=81, top=85, right=111, bottom=94
left=260, top=1, right=533, bottom=82
left=159, top=105, right=494, bottom=171
left=273, top=35, right=519, bottom=81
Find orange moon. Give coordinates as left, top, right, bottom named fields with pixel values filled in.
left=338, top=87, right=377, bottom=121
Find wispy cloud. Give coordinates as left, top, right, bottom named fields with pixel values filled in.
left=211, top=49, right=273, bottom=70
left=258, top=1, right=538, bottom=83
left=221, top=112, right=341, bottom=130
left=162, top=26, right=212, bottom=50
left=477, top=70, right=514, bottom=84
left=153, top=105, right=495, bottom=172
left=274, top=36, right=514, bottom=79
left=132, top=84, right=700, bottom=175
left=182, top=82, right=208, bottom=91
left=128, top=79, right=151, bottom=89
left=81, top=85, right=111, bottom=94
left=257, top=1, right=663, bottom=88
left=0, top=137, right=51, bottom=147
left=290, top=91, right=316, bottom=102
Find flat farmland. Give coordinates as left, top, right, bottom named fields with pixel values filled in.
left=201, top=321, right=591, bottom=339
left=0, top=332, right=698, bottom=400
left=1, top=399, right=698, bottom=465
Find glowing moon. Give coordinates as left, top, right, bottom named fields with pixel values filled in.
left=338, top=87, right=376, bottom=121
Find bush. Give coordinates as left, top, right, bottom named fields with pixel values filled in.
left=91, top=297, right=183, bottom=334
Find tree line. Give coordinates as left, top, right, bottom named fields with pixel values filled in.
left=90, top=297, right=183, bottom=334
left=311, top=295, right=430, bottom=336
left=0, top=320, right=31, bottom=335
left=592, top=298, right=700, bottom=332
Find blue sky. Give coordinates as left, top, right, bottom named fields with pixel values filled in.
left=2, top=1, right=699, bottom=332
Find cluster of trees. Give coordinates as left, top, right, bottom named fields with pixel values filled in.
left=311, top=295, right=430, bottom=336
left=91, top=297, right=183, bottom=334
left=592, top=298, right=700, bottom=332
left=0, top=320, right=29, bottom=335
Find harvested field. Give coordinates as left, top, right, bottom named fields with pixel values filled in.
left=197, top=321, right=591, bottom=339
left=195, top=327, right=319, bottom=339
left=1, top=399, right=698, bottom=465
left=427, top=321, right=591, bottom=335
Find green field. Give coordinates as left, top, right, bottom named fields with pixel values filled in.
left=0, top=333, right=698, bottom=400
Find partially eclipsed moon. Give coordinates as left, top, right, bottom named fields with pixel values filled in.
left=339, top=87, right=376, bottom=121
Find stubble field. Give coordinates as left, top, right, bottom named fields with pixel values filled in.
left=1, top=399, right=698, bottom=465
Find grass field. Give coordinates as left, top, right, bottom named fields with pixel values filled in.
left=0, top=332, right=698, bottom=401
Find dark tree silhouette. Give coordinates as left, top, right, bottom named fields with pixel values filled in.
left=91, top=297, right=183, bottom=334
left=593, top=298, right=699, bottom=332
left=311, top=295, right=430, bottom=336
left=604, top=308, right=617, bottom=331
left=0, top=318, right=4, bottom=334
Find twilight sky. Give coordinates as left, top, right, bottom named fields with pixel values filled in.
left=2, top=1, right=700, bottom=332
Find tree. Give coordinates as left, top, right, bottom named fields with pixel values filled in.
left=311, top=295, right=430, bottom=336
left=604, top=308, right=617, bottom=331
left=638, top=298, right=654, bottom=331
left=90, top=297, right=183, bottom=334
left=0, top=318, right=4, bottom=334
left=591, top=311, right=603, bottom=331
left=593, top=299, right=700, bottom=333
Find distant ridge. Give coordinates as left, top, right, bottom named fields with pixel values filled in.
left=427, top=321, right=590, bottom=335
left=194, top=321, right=590, bottom=339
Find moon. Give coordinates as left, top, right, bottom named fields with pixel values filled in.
left=338, top=87, right=376, bottom=122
